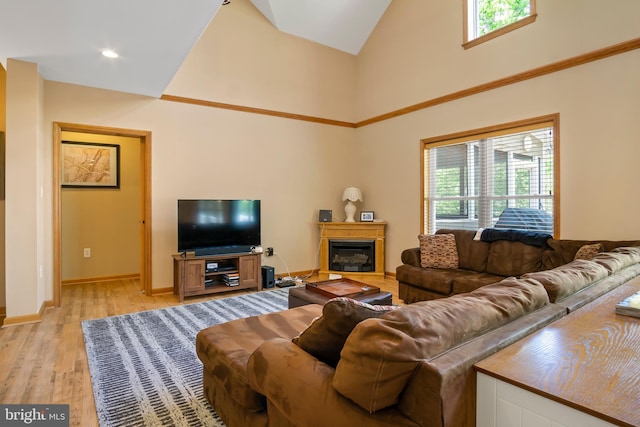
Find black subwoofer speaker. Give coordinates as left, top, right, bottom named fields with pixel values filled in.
left=262, top=265, right=275, bottom=289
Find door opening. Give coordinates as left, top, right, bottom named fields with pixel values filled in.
left=53, top=122, right=152, bottom=306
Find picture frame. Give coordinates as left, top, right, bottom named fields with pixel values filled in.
left=360, top=211, right=374, bottom=222
left=61, top=141, right=120, bottom=188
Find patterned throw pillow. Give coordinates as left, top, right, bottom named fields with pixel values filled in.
left=292, top=297, right=396, bottom=367
left=574, top=243, right=602, bottom=261
left=419, top=233, right=459, bottom=269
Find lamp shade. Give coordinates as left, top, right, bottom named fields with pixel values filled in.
left=342, top=186, right=363, bottom=202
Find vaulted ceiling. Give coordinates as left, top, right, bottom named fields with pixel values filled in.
left=0, top=0, right=391, bottom=98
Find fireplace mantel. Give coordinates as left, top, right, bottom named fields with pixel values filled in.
left=318, top=222, right=386, bottom=277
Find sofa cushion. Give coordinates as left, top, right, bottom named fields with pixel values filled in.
left=419, top=234, right=459, bottom=269
left=451, top=272, right=506, bottom=294
left=573, top=243, right=602, bottom=260
left=332, top=277, right=549, bottom=413
left=543, top=239, right=640, bottom=270
left=591, top=247, right=640, bottom=274
left=195, top=304, right=323, bottom=411
left=612, top=246, right=640, bottom=263
left=437, top=229, right=490, bottom=272
left=292, top=297, right=397, bottom=367
left=522, top=259, right=609, bottom=302
left=485, top=240, right=545, bottom=276
left=397, top=265, right=481, bottom=296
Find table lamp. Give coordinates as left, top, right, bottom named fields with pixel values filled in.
left=342, top=186, right=363, bottom=222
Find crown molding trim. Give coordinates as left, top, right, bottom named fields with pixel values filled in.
left=160, top=94, right=356, bottom=128
left=355, top=37, right=640, bottom=127
left=161, top=37, right=640, bottom=129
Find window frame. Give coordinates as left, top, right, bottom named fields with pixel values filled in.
left=420, top=114, right=560, bottom=237
left=462, top=0, right=537, bottom=49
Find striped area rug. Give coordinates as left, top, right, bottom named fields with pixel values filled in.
left=82, top=287, right=294, bottom=427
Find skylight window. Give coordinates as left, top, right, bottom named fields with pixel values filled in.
left=463, top=0, right=536, bottom=48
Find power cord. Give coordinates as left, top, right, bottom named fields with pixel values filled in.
left=274, top=252, right=293, bottom=281
left=273, top=223, right=324, bottom=283
left=298, top=221, right=324, bottom=280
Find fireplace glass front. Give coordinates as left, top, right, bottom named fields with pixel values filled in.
left=328, top=239, right=375, bottom=272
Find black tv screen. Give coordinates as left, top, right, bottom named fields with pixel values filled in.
left=178, top=199, right=261, bottom=255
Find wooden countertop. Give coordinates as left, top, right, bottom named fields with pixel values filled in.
left=475, top=278, right=640, bottom=427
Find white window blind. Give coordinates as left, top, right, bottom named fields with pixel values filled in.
left=423, top=120, right=555, bottom=235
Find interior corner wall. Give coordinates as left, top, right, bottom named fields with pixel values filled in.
left=165, top=0, right=357, bottom=122
left=40, top=2, right=361, bottom=295
left=0, top=64, right=6, bottom=312
left=44, top=81, right=357, bottom=292
left=0, top=64, right=5, bottom=130
left=5, top=59, right=47, bottom=318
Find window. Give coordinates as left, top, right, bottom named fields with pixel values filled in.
left=463, top=0, right=537, bottom=48
left=422, top=115, right=558, bottom=236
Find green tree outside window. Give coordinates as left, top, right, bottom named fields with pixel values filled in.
left=477, top=0, right=530, bottom=37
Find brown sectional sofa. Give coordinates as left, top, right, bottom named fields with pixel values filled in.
left=396, top=228, right=640, bottom=303
left=195, top=233, right=640, bottom=427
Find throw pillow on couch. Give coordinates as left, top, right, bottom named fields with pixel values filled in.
left=292, top=297, right=397, bottom=367
left=418, top=233, right=459, bottom=269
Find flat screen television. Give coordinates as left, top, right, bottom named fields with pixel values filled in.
left=178, top=199, right=261, bottom=256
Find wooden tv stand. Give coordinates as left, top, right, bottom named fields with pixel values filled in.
left=173, top=252, right=261, bottom=302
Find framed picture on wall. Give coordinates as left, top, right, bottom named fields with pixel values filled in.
left=61, top=141, right=120, bottom=188
left=360, top=211, right=374, bottom=222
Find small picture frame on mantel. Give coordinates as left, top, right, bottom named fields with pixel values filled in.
left=360, top=211, right=374, bottom=222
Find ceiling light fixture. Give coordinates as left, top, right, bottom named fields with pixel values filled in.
left=101, top=49, right=119, bottom=58
left=222, top=0, right=230, bottom=5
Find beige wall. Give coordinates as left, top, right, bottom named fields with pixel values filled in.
left=43, top=83, right=356, bottom=293
left=60, top=132, right=140, bottom=281
left=165, top=0, right=357, bottom=122
left=356, top=0, right=640, bottom=120
left=0, top=64, right=5, bottom=130
left=4, top=0, right=640, bottom=318
left=354, top=0, right=640, bottom=269
left=5, top=59, right=46, bottom=317
left=0, top=65, right=5, bottom=310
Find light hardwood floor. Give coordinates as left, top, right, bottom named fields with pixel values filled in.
left=0, top=274, right=399, bottom=426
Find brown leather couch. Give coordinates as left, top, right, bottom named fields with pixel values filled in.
left=196, top=243, right=640, bottom=427
left=396, top=228, right=640, bottom=303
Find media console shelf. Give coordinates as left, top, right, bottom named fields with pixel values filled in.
left=173, top=252, right=262, bottom=302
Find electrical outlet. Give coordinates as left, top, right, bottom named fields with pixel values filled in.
left=266, top=247, right=274, bottom=256
left=83, top=248, right=91, bottom=258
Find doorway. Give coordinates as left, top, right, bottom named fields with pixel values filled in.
left=53, top=122, right=152, bottom=306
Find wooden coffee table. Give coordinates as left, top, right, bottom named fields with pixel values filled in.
left=288, top=278, right=393, bottom=308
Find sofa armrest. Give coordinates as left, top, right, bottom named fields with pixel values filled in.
left=401, top=247, right=421, bottom=267
left=247, top=338, right=418, bottom=427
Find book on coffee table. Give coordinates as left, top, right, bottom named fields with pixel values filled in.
left=306, top=278, right=380, bottom=299
left=615, top=291, right=640, bottom=318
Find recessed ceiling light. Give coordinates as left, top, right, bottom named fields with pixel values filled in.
left=101, top=49, right=118, bottom=58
